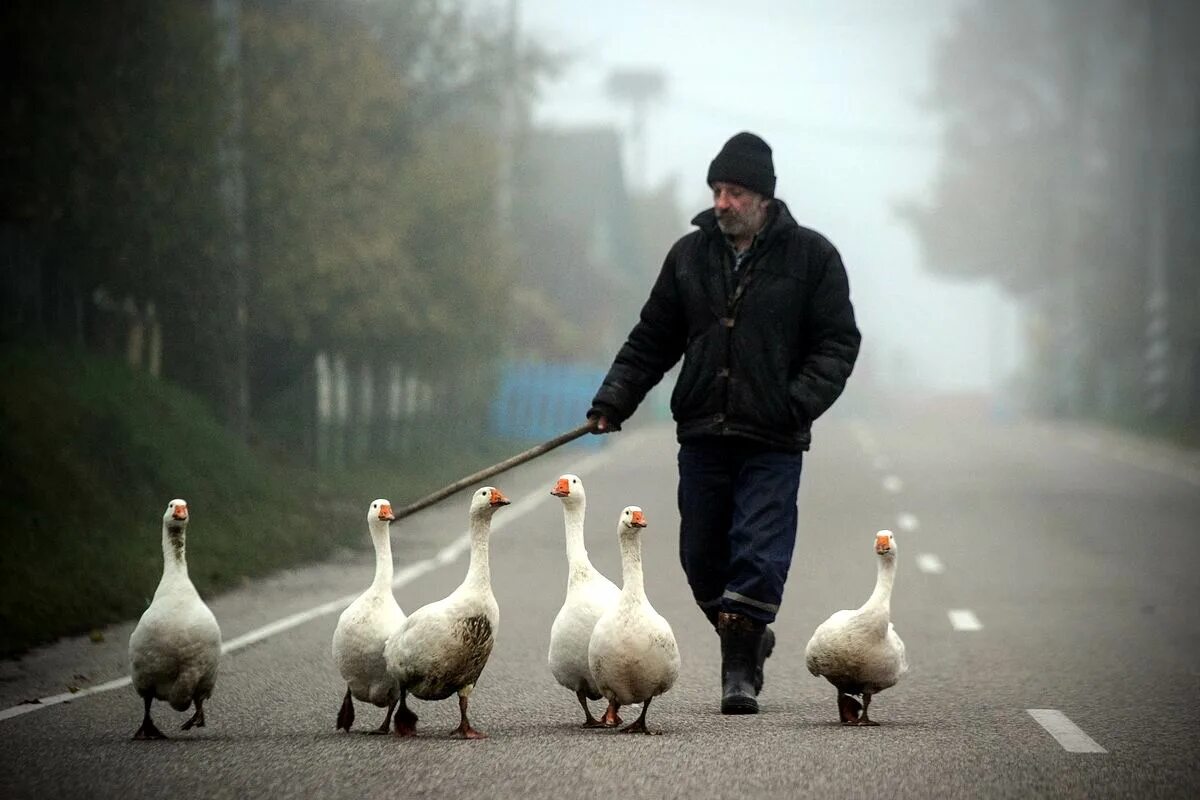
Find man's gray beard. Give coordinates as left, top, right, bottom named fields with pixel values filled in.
left=715, top=212, right=744, bottom=237
left=715, top=206, right=763, bottom=241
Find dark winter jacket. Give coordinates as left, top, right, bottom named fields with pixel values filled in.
left=590, top=199, right=860, bottom=452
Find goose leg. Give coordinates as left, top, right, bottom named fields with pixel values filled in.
left=393, top=690, right=418, bottom=737
left=133, top=693, right=167, bottom=740
left=578, top=689, right=605, bottom=728
left=452, top=693, right=486, bottom=739
left=856, top=692, right=879, bottom=726
left=619, top=698, right=660, bottom=736
left=336, top=686, right=355, bottom=732
left=369, top=697, right=398, bottom=735
left=599, top=698, right=623, bottom=727
left=181, top=697, right=206, bottom=730
left=837, top=692, right=862, bottom=724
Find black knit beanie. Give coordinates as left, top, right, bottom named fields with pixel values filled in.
left=706, top=132, right=776, bottom=198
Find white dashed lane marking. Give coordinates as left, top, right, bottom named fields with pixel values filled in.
left=948, top=609, right=983, bottom=631
left=882, top=475, right=903, bottom=494
left=916, top=553, right=945, bottom=574
left=896, top=512, right=919, bottom=532
left=1027, top=709, right=1108, bottom=753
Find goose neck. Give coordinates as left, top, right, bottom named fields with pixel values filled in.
left=562, top=501, right=589, bottom=566
left=863, top=555, right=896, bottom=613
left=160, top=523, right=189, bottom=580
left=370, top=523, right=394, bottom=592
left=618, top=531, right=646, bottom=602
left=463, top=513, right=492, bottom=591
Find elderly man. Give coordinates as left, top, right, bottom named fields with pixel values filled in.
left=588, top=131, right=861, bottom=714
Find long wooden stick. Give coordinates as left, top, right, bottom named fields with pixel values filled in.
left=393, top=420, right=598, bottom=521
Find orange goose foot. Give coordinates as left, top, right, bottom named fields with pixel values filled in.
left=453, top=722, right=487, bottom=739
left=838, top=692, right=862, bottom=725
left=599, top=699, right=623, bottom=728
left=452, top=695, right=487, bottom=739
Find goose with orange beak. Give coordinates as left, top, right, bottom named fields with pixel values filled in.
left=587, top=506, right=680, bottom=735
left=384, top=486, right=510, bottom=738
left=129, top=499, right=222, bottom=739
left=547, top=474, right=622, bottom=728
left=332, top=499, right=406, bottom=733
left=805, top=530, right=908, bottom=725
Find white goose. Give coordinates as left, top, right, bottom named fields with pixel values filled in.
left=384, top=486, right=510, bottom=738
left=587, top=506, right=680, bottom=735
left=547, top=474, right=622, bottom=727
left=805, top=529, right=908, bottom=725
left=128, top=499, right=222, bottom=739
left=332, top=498, right=405, bottom=733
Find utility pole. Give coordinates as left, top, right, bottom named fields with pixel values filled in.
left=496, top=0, right=519, bottom=241
left=605, top=69, right=666, bottom=190
left=213, top=0, right=250, bottom=439
left=1053, top=9, right=1094, bottom=418
left=1143, top=0, right=1171, bottom=418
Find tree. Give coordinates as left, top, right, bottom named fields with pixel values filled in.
left=899, top=0, right=1200, bottom=423
left=2, top=1, right=241, bottom=418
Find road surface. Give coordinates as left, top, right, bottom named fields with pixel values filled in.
left=2, top=411, right=1198, bottom=799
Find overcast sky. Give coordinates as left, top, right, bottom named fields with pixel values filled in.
left=507, top=0, right=1023, bottom=394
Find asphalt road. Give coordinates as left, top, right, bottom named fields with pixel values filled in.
left=2, top=410, right=1198, bottom=799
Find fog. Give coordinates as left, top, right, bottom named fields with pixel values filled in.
left=5, top=0, right=1194, bottom=463
left=514, top=0, right=1023, bottom=398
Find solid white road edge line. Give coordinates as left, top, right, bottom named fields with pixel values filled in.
left=0, top=435, right=630, bottom=724
left=1026, top=709, right=1108, bottom=753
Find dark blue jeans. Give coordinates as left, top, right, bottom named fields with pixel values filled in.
left=677, top=439, right=804, bottom=626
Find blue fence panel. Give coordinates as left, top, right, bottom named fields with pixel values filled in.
left=489, top=360, right=608, bottom=448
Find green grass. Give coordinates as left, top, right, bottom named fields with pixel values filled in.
left=0, top=344, right=513, bottom=658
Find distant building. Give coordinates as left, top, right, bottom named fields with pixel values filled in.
left=511, top=126, right=650, bottom=360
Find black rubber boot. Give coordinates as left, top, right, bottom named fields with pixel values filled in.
left=718, top=612, right=765, bottom=714
left=755, top=625, right=775, bottom=694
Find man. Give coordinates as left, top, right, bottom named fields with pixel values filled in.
left=587, top=132, right=860, bottom=714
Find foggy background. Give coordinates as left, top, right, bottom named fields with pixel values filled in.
left=519, top=0, right=1022, bottom=396
left=5, top=0, right=1196, bottom=459
left=2, top=0, right=1198, bottom=655
left=4, top=12, right=1200, bottom=797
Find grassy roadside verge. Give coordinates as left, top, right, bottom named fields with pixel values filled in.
left=0, top=344, right=513, bottom=658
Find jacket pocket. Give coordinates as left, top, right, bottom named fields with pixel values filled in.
left=787, top=381, right=812, bottom=429
left=671, top=331, right=719, bottom=420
